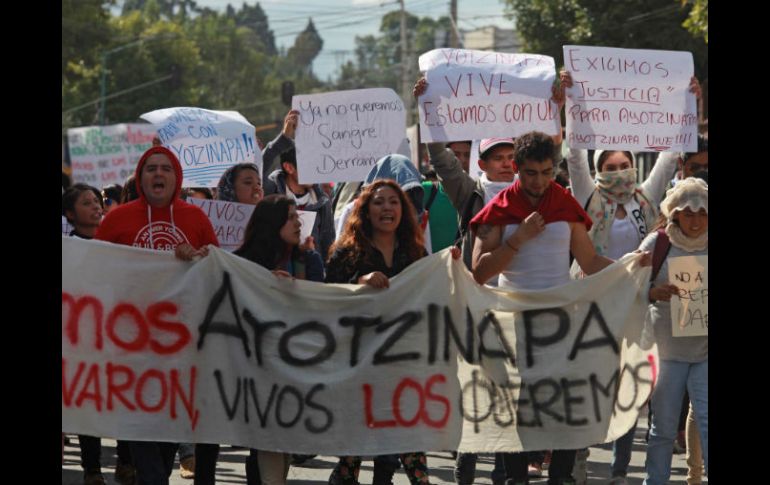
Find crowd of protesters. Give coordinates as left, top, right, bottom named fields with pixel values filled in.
left=63, top=64, right=708, bottom=485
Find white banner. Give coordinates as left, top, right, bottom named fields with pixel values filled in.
left=668, top=255, right=708, bottom=337
left=418, top=49, right=559, bottom=142
left=140, top=108, right=262, bottom=188
left=62, top=238, right=655, bottom=454
left=563, top=45, right=697, bottom=152
left=67, top=124, right=156, bottom=189
left=293, top=88, right=406, bottom=185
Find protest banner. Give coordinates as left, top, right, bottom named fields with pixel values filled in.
left=140, top=108, right=261, bottom=188
left=563, top=45, right=697, bottom=152
left=293, top=88, right=407, bottom=185
left=63, top=238, right=654, bottom=454
left=668, top=255, right=708, bottom=337
left=68, top=124, right=156, bottom=189
left=417, top=48, right=559, bottom=142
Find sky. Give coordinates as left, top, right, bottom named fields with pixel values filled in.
left=116, top=0, right=515, bottom=80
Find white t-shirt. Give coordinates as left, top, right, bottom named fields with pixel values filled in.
left=499, top=221, right=571, bottom=290
left=606, top=213, right=641, bottom=260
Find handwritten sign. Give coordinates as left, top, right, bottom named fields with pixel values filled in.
left=67, top=124, right=156, bottom=189
left=418, top=49, right=559, bottom=142
left=563, top=45, right=697, bottom=152
left=63, top=238, right=655, bottom=454
left=668, top=255, right=708, bottom=337
left=140, top=108, right=262, bottom=188
left=293, top=88, right=406, bottom=185
left=298, top=210, right=316, bottom=244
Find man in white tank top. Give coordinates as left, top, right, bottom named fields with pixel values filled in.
left=469, top=132, right=616, bottom=485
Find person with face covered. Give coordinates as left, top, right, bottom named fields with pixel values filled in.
left=640, top=178, right=708, bottom=485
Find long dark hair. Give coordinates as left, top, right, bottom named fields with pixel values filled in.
left=62, top=183, right=102, bottom=223
left=329, top=179, right=424, bottom=265
left=234, top=194, right=298, bottom=270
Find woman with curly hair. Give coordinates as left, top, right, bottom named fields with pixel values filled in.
left=326, top=179, right=458, bottom=485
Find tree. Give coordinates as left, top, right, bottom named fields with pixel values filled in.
left=681, top=0, right=707, bottom=43
left=288, top=19, right=324, bottom=72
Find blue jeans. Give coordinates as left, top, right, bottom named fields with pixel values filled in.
left=644, top=359, right=708, bottom=485
left=611, top=420, right=637, bottom=477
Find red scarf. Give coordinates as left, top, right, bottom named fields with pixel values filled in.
left=470, top=179, right=593, bottom=232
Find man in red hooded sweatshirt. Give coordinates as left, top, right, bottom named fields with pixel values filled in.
left=95, top=146, right=219, bottom=484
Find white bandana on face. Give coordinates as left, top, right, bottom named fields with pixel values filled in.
left=595, top=168, right=637, bottom=204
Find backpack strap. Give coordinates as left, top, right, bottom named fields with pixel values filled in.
left=454, top=190, right=482, bottom=247
left=651, top=228, right=672, bottom=282
left=424, top=182, right=439, bottom=213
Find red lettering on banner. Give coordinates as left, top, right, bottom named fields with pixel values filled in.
left=135, top=369, right=168, bottom=413
left=423, top=374, right=450, bottom=428
left=363, top=374, right=451, bottom=429
left=392, top=378, right=424, bottom=427
left=363, top=384, right=397, bottom=428
left=107, top=363, right=137, bottom=411
left=62, top=293, right=192, bottom=355
left=62, top=359, right=86, bottom=406
left=76, top=363, right=103, bottom=411
left=147, top=302, right=191, bottom=355
left=170, top=367, right=200, bottom=429
left=107, top=303, right=150, bottom=352
left=62, top=293, right=104, bottom=350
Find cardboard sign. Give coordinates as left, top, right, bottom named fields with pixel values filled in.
left=668, top=255, right=708, bottom=337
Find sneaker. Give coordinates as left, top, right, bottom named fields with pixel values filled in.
left=180, top=456, right=195, bottom=479
left=114, top=463, right=136, bottom=485
left=84, top=470, right=106, bottom=485
left=542, top=450, right=552, bottom=470
left=528, top=462, right=543, bottom=477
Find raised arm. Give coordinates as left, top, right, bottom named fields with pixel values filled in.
left=427, top=143, right=477, bottom=213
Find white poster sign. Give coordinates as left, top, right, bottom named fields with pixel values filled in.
left=293, top=88, right=406, bottom=185
left=668, top=255, right=708, bottom=337
left=563, top=45, right=697, bottom=152
left=140, top=108, right=262, bottom=188
left=67, top=124, right=156, bottom=189
left=418, top=49, right=559, bottom=142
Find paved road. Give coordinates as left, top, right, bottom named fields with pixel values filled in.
left=62, top=415, right=704, bottom=485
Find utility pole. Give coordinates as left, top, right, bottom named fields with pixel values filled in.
left=400, top=0, right=412, bottom=124
left=449, top=0, right=458, bottom=48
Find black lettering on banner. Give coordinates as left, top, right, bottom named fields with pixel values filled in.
left=197, top=272, right=251, bottom=357
left=278, top=322, right=336, bottom=366
left=513, top=381, right=538, bottom=427
left=338, top=316, right=381, bottom=367
left=242, top=310, right=287, bottom=366
left=528, top=378, right=564, bottom=425
left=477, top=310, right=516, bottom=365
left=304, top=384, right=334, bottom=433
left=632, top=209, right=646, bottom=237
left=276, top=386, right=304, bottom=428
left=523, top=308, right=569, bottom=368
left=444, top=306, right=475, bottom=363
left=248, top=379, right=278, bottom=427
left=427, top=304, right=440, bottom=364
left=493, top=380, right=516, bottom=427
left=373, top=311, right=422, bottom=365
left=589, top=371, right=618, bottom=422
left=214, top=370, right=241, bottom=420
left=561, top=378, right=589, bottom=426
left=568, top=302, right=619, bottom=360
left=615, top=364, right=638, bottom=413
left=459, top=370, right=495, bottom=433
left=633, top=361, right=654, bottom=409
